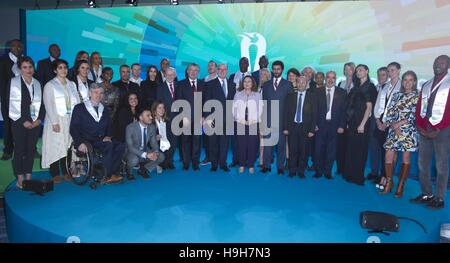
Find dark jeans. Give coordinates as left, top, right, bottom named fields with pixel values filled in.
left=11, top=119, right=40, bottom=176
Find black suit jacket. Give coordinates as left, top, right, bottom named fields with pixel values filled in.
left=177, top=78, right=205, bottom=122
left=0, top=54, right=15, bottom=108
left=156, top=81, right=180, bottom=120
left=203, top=78, right=236, bottom=120
left=112, top=80, right=141, bottom=107
left=316, top=86, right=347, bottom=131
left=283, top=89, right=317, bottom=134
left=36, top=58, right=56, bottom=87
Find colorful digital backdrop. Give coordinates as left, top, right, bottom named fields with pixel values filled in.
left=24, top=0, right=450, bottom=83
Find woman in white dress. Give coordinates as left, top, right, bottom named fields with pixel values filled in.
left=42, top=59, right=80, bottom=183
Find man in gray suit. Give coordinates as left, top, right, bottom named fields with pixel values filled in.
left=126, top=107, right=165, bottom=179
left=261, top=60, right=293, bottom=175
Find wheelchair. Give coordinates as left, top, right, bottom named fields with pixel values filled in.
left=65, top=141, right=108, bottom=190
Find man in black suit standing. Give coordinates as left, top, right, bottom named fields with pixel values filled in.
left=251, top=55, right=269, bottom=87
left=261, top=60, right=293, bottom=175
left=36, top=44, right=61, bottom=87
left=178, top=63, right=204, bottom=171
left=204, top=63, right=236, bottom=172
left=0, top=39, right=23, bottom=160
left=314, top=71, right=346, bottom=179
left=112, top=64, right=141, bottom=107
left=156, top=67, right=179, bottom=169
left=283, top=75, right=317, bottom=178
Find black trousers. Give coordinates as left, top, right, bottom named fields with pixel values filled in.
left=287, top=123, right=308, bottom=175
left=1, top=104, right=14, bottom=154
left=343, top=129, right=370, bottom=185
left=49, top=157, right=68, bottom=177
left=162, top=128, right=177, bottom=167
left=92, top=141, right=125, bottom=177
left=237, top=124, right=259, bottom=168
left=209, top=133, right=229, bottom=168
left=11, top=119, right=40, bottom=176
left=182, top=134, right=201, bottom=167
left=375, top=128, right=388, bottom=177
left=335, top=131, right=347, bottom=174
left=203, top=133, right=209, bottom=160
left=231, top=121, right=239, bottom=164
left=306, top=136, right=316, bottom=167
left=315, top=121, right=337, bottom=176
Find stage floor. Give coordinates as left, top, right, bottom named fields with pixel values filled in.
left=4, top=164, right=450, bottom=243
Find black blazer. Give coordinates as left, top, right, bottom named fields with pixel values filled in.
left=316, top=86, right=347, bottom=131
left=8, top=78, right=46, bottom=123
left=283, top=89, right=317, bottom=134
left=177, top=78, right=205, bottom=121
left=262, top=77, right=293, bottom=127
left=140, top=79, right=158, bottom=108
left=156, top=81, right=180, bottom=120
left=36, top=58, right=55, bottom=87
left=113, top=106, right=138, bottom=143
left=112, top=80, right=141, bottom=107
left=0, top=54, right=15, bottom=108
left=203, top=77, right=236, bottom=119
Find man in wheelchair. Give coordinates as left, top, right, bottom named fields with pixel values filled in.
left=125, top=107, right=165, bottom=179
left=70, top=83, right=125, bottom=184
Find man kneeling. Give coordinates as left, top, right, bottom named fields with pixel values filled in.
left=126, top=107, right=165, bottom=179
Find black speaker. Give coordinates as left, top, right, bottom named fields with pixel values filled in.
left=22, top=179, right=54, bottom=195
left=360, top=211, right=399, bottom=233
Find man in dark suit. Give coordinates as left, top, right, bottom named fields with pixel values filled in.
left=36, top=44, right=61, bottom=87
left=112, top=64, right=141, bottom=107
left=314, top=71, right=346, bottom=179
left=177, top=63, right=204, bottom=171
left=0, top=39, right=23, bottom=160
left=301, top=66, right=318, bottom=171
left=251, top=55, right=269, bottom=87
left=204, top=63, right=236, bottom=172
left=157, top=58, right=178, bottom=84
left=283, top=75, right=317, bottom=178
left=156, top=67, right=179, bottom=169
left=125, top=107, right=164, bottom=180
left=261, top=60, right=293, bottom=175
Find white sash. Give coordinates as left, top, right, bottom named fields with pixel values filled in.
left=77, top=77, right=90, bottom=102
left=9, top=76, right=42, bottom=121
left=379, top=80, right=401, bottom=122
left=155, top=119, right=170, bottom=152
left=420, top=73, right=450, bottom=125
left=51, top=78, right=80, bottom=117
left=84, top=100, right=104, bottom=122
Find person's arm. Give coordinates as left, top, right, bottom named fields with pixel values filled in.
left=310, top=93, right=318, bottom=134
left=149, top=125, right=159, bottom=152
left=358, top=102, right=372, bottom=133
left=125, top=124, right=144, bottom=157
left=43, top=82, right=59, bottom=125
left=70, top=105, right=82, bottom=147
left=338, top=92, right=347, bottom=130
left=36, top=87, right=46, bottom=125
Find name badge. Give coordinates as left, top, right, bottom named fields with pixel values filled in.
left=30, top=104, right=37, bottom=119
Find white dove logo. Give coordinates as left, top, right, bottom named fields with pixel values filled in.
left=239, top=32, right=267, bottom=72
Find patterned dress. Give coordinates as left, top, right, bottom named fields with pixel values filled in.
left=383, top=91, right=418, bottom=152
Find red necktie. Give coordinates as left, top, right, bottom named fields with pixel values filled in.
left=169, top=83, right=174, bottom=99
left=191, top=80, right=196, bottom=94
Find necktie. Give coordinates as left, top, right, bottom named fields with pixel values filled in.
left=93, top=106, right=99, bottom=116
left=221, top=80, right=227, bottom=97
left=426, top=85, right=439, bottom=119
left=241, top=73, right=245, bottom=80
left=295, top=93, right=303, bottom=123
left=274, top=78, right=279, bottom=91
left=143, top=127, right=147, bottom=151
left=326, top=88, right=331, bottom=112
left=169, top=83, right=174, bottom=99
left=191, top=80, right=196, bottom=93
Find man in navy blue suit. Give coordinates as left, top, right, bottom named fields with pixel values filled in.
left=204, top=63, right=236, bottom=172
left=251, top=55, right=269, bottom=87
left=261, top=60, right=293, bottom=175
left=70, top=83, right=125, bottom=183
left=314, top=71, right=347, bottom=179
left=177, top=63, right=204, bottom=171
left=36, top=44, right=61, bottom=87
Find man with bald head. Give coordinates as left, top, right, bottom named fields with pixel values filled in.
left=411, top=55, right=450, bottom=210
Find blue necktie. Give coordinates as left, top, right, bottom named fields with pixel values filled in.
left=143, top=127, right=147, bottom=150
left=295, top=93, right=303, bottom=123
left=221, top=80, right=227, bottom=97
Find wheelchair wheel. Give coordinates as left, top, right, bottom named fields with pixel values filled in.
left=66, top=142, right=93, bottom=185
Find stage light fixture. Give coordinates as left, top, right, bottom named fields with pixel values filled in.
left=87, top=0, right=97, bottom=8
left=170, top=0, right=179, bottom=5
left=218, top=0, right=224, bottom=3
left=126, top=0, right=138, bottom=6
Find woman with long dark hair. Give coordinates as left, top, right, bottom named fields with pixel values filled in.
left=140, top=65, right=159, bottom=107
left=152, top=100, right=173, bottom=170
left=113, top=92, right=139, bottom=143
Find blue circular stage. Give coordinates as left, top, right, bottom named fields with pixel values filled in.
left=4, top=167, right=449, bottom=243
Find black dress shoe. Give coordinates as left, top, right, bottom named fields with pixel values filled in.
left=313, top=173, right=322, bottom=178
left=221, top=166, right=230, bottom=172
left=288, top=173, right=296, bottom=178
left=182, top=165, right=189, bottom=171
left=211, top=166, right=218, bottom=172
left=260, top=167, right=271, bottom=173
left=325, top=174, right=333, bottom=180
left=127, top=173, right=135, bottom=180
left=410, top=194, right=434, bottom=204
left=427, top=197, right=444, bottom=210
left=298, top=173, right=306, bottom=179
left=277, top=169, right=284, bottom=175
left=193, top=165, right=200, bottom=171
left=1, top=153, right=12, bottom=161
left=138, top=169, right=150, bottom=179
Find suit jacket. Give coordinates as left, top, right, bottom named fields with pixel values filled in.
left=262, top=77, right=293, bottom=127
left=36, top=58, right=56, bottom=87
left=70, top=103, right=112, bottom=148
left=126, top=121, right=159, bottom=158
left=112, top=80, right=141, bottom=107
left=0, top=54, right=15, bottom=108
left=113, top=106, right=138, bottom=143
left=204, top=77, right=236, bottom=120
left=177, top=78, right=205, bottom=122
left=283, top=89, right=317, bottom=134
left=251, top=70, right=260, bottom=87
left=316, top=86, right=347, bottom=131
left=156, top=81, right=180, bottom=120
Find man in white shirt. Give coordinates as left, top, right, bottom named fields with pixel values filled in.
left=130, top=63, right=143, bottom=86
left=230, top=57, right=251, bottom=87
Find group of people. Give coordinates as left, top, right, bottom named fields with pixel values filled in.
left=0, top=39, right=448, bottom=210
